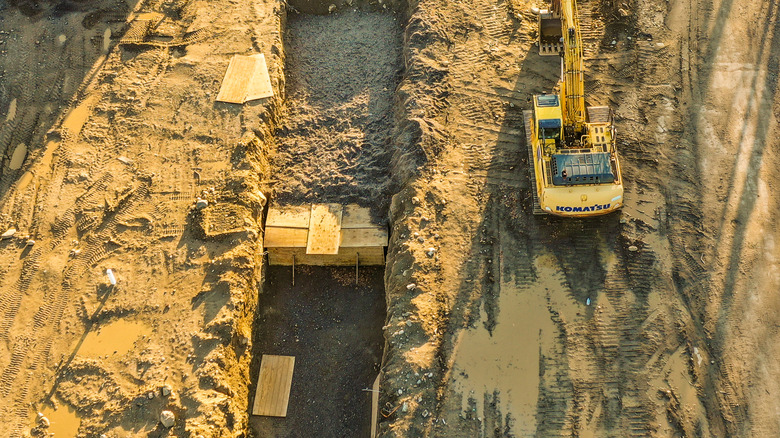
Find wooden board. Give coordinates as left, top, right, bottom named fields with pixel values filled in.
left=266, top=205, right=311, bottom=229
left=264, top=227, right=308, bottom=248
left=216, top=54, right=274, bottom=104
left=370, top=374, right=380, bottom=438
left=306, top=204, right=343, bottom=255
left=340, top=228, right=388, bottom=248
left=252, top=355, right=295, bottom=417
left=341, top=204, right=376, bottom=229
left=267, top=246, right=385, bottom=266
left=244, top=54, right=274, bottom=102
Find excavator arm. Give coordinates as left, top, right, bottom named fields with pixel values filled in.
left=559, top=0, right=586, bottom=132
left=537, top=0, right=586, bottom=132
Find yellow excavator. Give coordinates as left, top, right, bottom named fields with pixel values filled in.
left=525, top=0, right=623, bottom=216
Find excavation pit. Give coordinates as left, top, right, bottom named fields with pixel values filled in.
left=272, top=8, right=403, bottom=210
left=250, top=265, right=386, bottom=436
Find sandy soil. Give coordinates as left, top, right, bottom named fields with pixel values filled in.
left=0, top=0, right=779, bottom=436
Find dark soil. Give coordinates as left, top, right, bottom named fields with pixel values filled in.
left=249, top=265, right=386, bottom=437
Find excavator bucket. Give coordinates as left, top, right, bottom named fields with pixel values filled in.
left=538, top=10, right=563, bottom=55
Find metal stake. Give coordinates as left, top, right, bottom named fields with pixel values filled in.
left=355, top=252, right=359, bottom=285
left=292, top=254, right=295, bottom=286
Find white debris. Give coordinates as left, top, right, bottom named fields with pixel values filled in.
left=1, top=228, right=16, bottom=239
left=406, top=283, right=416, bottom=290
left=147, top=391, right=155, bottom=400
left=160, top=410, right=176, bottom=428
left=628, top=245, right=639, bottom=252
left=195, top=198, right=209, bottom=209
left=25, top=239, right=35, bottom=247
left=693, top=347, right=703, bottom=366
left=106, top=269, right=117, bottom=286
left=328, top=4, right=336, bottom=12
left=411, top=196, right=420, bottom=205
left=426, top=247, right=436, bottom=257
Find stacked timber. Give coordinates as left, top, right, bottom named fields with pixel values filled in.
left=264, top=204, right=387, bottom=266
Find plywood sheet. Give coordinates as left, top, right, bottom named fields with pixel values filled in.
left=340, top=228, right=388, bottom=248
left=306, top=204, right=343, bottom=255
left=216, top=54, right=274, bottom=104
left=244, top=54, right=274, bottom=101
left=264, top=227, right=308, bottom=248
left=341, top=204, right=376, bottom=229
left=266, top=205, right=311, bottom=229
left=252, top=355, right=295, bottom=417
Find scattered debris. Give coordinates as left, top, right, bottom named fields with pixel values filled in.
left=160, top=410, right=176, bottom=428
left=1, top=228, right=16, bottom=239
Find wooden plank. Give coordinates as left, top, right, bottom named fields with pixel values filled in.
left=264, top=227, right=308, bottom=248
left=341, top=204, right=376, bottom=229
left=268, top=246, right=384, bottom=266
left=266, top=205, right=311, bottom=228
left=216, top=55, right=257, bottom=104
left=244, top=54, right=274, bottom=101
left=306, top=204, right=343, bottom=255
left=340, top=228, right=388, bottom=248
left=252, top=355, right=295, bottom=417
left=371, top=374, right=380, bottom=438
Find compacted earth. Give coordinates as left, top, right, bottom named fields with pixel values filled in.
left=0, top=0, right=779, bottom=437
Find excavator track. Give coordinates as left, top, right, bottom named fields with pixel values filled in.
left=524, top=110, right=544, bottom=215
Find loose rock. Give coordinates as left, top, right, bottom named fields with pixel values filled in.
left=1, top=228, right=16, bottom=239
left=160, top=410, right=175, bottom=428
left=195, top=198, right=209, bottom=209
left=628, top=245, right=638, bottom=252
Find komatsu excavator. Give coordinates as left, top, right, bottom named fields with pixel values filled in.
left=525, top=0, right=623, bottom=216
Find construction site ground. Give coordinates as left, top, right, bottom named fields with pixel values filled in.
left=0, top=0, right=779, bottom=437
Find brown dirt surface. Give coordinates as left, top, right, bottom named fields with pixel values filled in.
left=0, top=0, right=779, bottom=436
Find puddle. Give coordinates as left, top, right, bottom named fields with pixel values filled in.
left=76, top=319, right=152, bottom=358
left=62, top=93, right=99, bottom=136
left=452, top=250, right=562, bottom=435
left=40, top=400, right=81, bottom=437
left=6, top=97, right=17, bottom=121
left=9, top=143, right=27, bottom=170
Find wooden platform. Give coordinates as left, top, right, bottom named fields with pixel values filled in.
left=265, top=204, right=387, bottom=266
left=252, top=355, right=295, bottom=417
left=216, top=54, right=274, bottom=104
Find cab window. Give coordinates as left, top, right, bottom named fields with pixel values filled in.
left=538, top=118, right=561, bottom=140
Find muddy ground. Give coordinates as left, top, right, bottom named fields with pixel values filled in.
left=0, top=0, right=779, bottom=436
